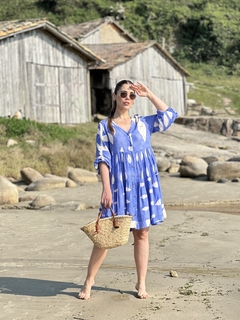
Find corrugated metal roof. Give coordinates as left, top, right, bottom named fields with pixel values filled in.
left=0, top=18, right=104, bottom=64
left=86, top=42, right=190, bottom=76
left=59, top=16, right=138, bottom=42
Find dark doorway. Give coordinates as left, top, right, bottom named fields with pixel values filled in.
left=90, top=70, right=112, bottom=116
left=94, top=88, right=112, bottom=116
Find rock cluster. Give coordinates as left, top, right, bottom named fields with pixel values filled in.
left=176, top=100, right=240, bottom=138
left=2, top=152, right=238, bottom=208
left=155, top=154, right=240, bottom=182
left=186, top=99, right=236, bottom=117
left=0, top=167, right=98, bottom=206
left=176, top=116, right=240, bottom=138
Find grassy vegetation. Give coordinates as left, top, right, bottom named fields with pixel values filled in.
left=0, top=119, right=98, bottom=179
left=185, top=62, right=240, bottom=114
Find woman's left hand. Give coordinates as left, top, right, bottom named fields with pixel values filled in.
left=129, top=82, right=150, bottom=98
left=130, top=81, right=168, bottom=111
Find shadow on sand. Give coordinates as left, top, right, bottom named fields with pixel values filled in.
left=0, top=277, right=137, bottom=299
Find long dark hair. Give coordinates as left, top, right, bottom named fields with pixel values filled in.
left=108, top=79, right=133, bottom=134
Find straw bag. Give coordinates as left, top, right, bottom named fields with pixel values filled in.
left=81, top=207, right=132, bottom=249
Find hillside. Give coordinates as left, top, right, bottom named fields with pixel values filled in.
left=1, top=1, right=240, bottom=66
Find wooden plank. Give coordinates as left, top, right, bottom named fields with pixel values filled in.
left=59, top=67, right=88, bottom=124
left=27, top=63, right=60, bottom=123
left=81, top=31, right=100, bottom=45
left=26, top=62, right=35, bottom=120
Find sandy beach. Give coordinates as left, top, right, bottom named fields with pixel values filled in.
left=0, top=174, right=240, bottom=320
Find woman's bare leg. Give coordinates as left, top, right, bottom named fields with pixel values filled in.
left=78, top=245, right=108, bottom=300
left=132, top=227, right=149, bottom=299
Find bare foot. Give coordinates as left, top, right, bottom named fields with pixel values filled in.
left=78, top=280, right=94, bottom=300
left=135, top=284, right=149, bottom=299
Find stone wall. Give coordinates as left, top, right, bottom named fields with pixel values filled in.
left=176, top=100, right=240, bottom=138
left=175, top=116, right=240, bottom=137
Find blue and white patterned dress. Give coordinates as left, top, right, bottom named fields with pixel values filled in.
left=94, top=107, right=178, bottom=230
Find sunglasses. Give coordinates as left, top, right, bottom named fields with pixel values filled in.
left=119, top=91, right=136, bottom=100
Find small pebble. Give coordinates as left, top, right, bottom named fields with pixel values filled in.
left=170, top=270, right=178, bottom=278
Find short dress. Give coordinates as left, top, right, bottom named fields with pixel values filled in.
left=94, top=107, right=178, bottom=230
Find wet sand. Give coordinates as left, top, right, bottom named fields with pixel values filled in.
left=166, top=202, right=240, bottom=215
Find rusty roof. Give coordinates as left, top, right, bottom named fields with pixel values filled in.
left=86, top=42, right=190, bottom=76
left=0, top=18, right=104, bottom=64
left=59, top=16, right=138, bottom=43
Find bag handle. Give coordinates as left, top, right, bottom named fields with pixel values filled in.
left=94, top=207, right=119, bottom=234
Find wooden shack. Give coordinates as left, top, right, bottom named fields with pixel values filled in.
left=0, top=19, right=103, bottom=124
left=60, top=16, right=137, bottom=45
left=60, top=17, right=189, bottom=116
left=86, top=42, right=190, bottom=117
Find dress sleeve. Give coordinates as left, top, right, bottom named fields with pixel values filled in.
left=94, top=121, right=112, bottom=173
left=144, top=107, right=178, bottom=133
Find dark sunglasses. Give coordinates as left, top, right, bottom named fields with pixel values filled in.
left=119, top=91, right=136, bottom=100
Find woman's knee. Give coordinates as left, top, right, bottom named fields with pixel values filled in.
left=133, top=227, right=149, bottom=241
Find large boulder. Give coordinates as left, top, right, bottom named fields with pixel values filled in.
left=0, top=176, right=18, bottom=204
left=21, top=167, right=43, bottom=185
left=180, top=156, right=208, bottom=178
left=208, top=118, right=225, bottom=134
left=207, top=161, right=240, bottom=181
left=44, top=174, right=68, bottom=180
left=30, top=194, right=56, bottom=208
left=19, top=195, right=36, bottom=202
left=227, top=156, right=240, bottom=162
left=26, top=177, right=67, bottom=191
left=66, top=179, right=77, bottom=188
left=68, top=168, right=98, bottom=183
left=202, top=156, right=220, bottom=165
left=156, top=156, right=171, bottom=172
left=43, top=174, right=76, bottom=187
left=168, top=164, right=180, bottom=174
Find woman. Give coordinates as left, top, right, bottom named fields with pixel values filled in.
left=78, top=80, right=178, bottom=300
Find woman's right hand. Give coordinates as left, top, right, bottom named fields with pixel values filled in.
left=101, top=188, right=112, bottom=208
left=99, top=162, right=112, bottom=208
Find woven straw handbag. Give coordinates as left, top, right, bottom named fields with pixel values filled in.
left=81, top=207, right=132, bottom=249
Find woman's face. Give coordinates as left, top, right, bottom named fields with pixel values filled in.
left=114, top=83, right=136, bottom=112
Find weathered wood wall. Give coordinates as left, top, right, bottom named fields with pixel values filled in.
left=109, top=46, right=186, bottom=116
left=0, top=29, right=91, bottom=124
left=110, top=47, right=186, bottom=116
